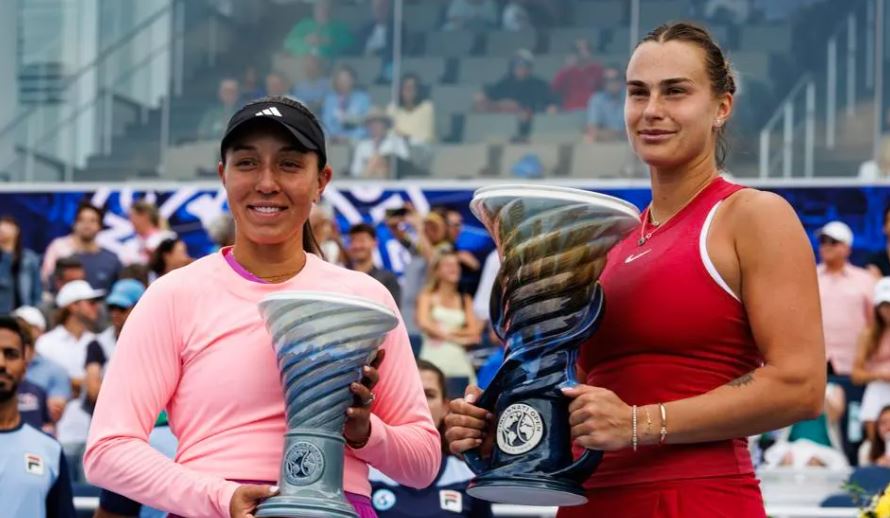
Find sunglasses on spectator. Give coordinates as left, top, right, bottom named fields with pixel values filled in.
left=818, top=236, right=843, bottom=246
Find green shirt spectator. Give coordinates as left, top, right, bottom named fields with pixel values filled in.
left=283, top=0, right=354, bottom=58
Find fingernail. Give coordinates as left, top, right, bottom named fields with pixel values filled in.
left=560, top=387, right=571, bottom=393
left=270, top=486, right=279, bottom=494
left=466, top=394, right=476, bottom=403
left=475, top=439, right=482, bottom=445
left=363, top=366, right=371, bottom=373
left=486, top=412, right=494, bottom=420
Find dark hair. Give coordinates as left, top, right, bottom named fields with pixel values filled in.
left=54, top=256, right=84, bottom=279
left=119, top=264, right=150, bottom=287
left=12, top=317, right=34, bottom=349
left=75, top=202, right=104, bottom=224
left=398, top=73, right=428, bottom=108
left=871, top=405, right=890, bottom=462
left=222, top=96, right=324, bottom=256
left=130, top=200, right=161, bottom=228
left=0, top=315, right=29, bottom=353
left=348, top=223, right=377, bottom=240
left=883, top=205, right=890, bottom=226
left=638, top=22, right=736, bottom=168
left=149, top=238, right=181, bottom=276
left=417, top=359, right=448, bottom=399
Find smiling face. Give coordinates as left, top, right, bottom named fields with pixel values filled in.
left=625, top=40, right=732, bottom=172
left=0, top=328, right=24, bottom=403
left=218, top=123, right=331, bottom=247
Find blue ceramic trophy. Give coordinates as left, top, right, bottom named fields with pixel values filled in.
left=255, top=292, right=398, bottom=518
left=465, top=185, right=639, bottom=506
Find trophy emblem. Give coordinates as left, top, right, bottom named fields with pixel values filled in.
left=255, top=292, right=398, bottom=518
left=464, top=184, right=640, bottom=506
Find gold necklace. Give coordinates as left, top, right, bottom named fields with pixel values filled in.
left=637, top=179, right=714, bottom=247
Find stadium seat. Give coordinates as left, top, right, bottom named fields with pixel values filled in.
left=486, top=30, right=540, bottom=56
left=571, top=1, right=626, bottom=29
left=530, top=112, right=586, bottom=143
left=548, top=28, right=603, bottom=54
left=335, top=56, right=384, bottom=86
left=569, top=141, right=634, bottom=178
left=499, top=143, right=564, bottom=177
left=432, top=84, right=477, bottom=115
left=462, top=113, right=520, bottom=143
left=638, top=0, right=693, bottom=30
left=368, top=84, right=394, bottom=107
left=162, top=141, right=218, bottom=180
left=458, top=56, right=510, bottom=85
left=429, top=143, right=491, bottom=178
left=399, top=56, right=448, bottom=84
left=327, top=143, right=352, bottom=177
left=740, top=24, right=794, bottom=54
left=425, top=30, right=478, bottom=57
left=403, top=2, right=444, bottom=33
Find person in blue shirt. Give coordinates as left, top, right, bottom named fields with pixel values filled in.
left=0, top=315, right=76, bottom=518
left=370, top=360, right=492, bottom=517
left=321, top=65, right=371, bottom=143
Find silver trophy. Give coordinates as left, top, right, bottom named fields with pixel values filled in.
left=464, top=184, right=639, bottom=505
left=256, top=292, right=399, bottom=518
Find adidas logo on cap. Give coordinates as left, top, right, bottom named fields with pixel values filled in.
left=255, top=107, right=283, bottom=117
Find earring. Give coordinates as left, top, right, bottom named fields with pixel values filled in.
left=714, top=119, right=724, bottom=128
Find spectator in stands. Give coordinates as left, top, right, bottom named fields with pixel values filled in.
left=443, top=208, right=482, bottom=295
left=360, top=0, right=403, bottom=80
left=817, top=221, right=876, bottom=376
left=350, top=109, right=410, bottom=178
left=858, top=135, right=890, bottom=181
left=11, top=319, right=54, bottom=435
left=121, top=200, right=176, bottom=266
left=310, top=203, right=346, bottom=265
left=476, top=50, right=558, bottom=116
left=552, top=39, right=605, bottom=112
left=14, top=307, right=70, bottom=425
left=395, top=209, right=453, bottom=337
left=442, top=0, right=499, bottom=31
left=388, top=73, right=436, bottom=145
left=868, top=206, right=890, bottom=278
left=263, top=71, right=290, bottom=98
left=370, top=359, right=493, bottom=517
left=84, top=279, right=145, bottom=415
left=0, top=316, right=76, bottom=518
left=347, top=223, right=401, bottom=306
left=417, top=251, right=482, bottom=384
left=197, top=78, right=240, bottom=140
left=148, top=238, right=193, bottom=281
left=585, top=65, right=626, bottom=142
left=855, top=278, right=890, bottom=441
left=761, top=382, right=847, bottom=469
left=41, top=203, right=120, bottom=292
left=322, top=65, right=372, bottom=143
left=292, top=52, right=331, bottom=114
left=0, top=216, right=42, bottom=313
left=860, top=405, right=890, bottom=466
left=502, top=1, right=532, bottom=31
left=39, top=257, right=86, bottom=323
left=282, top=0, right=354, bottom=59
left=117, top=263, right=150, bottom=289
left=36, top=280, right=103, bottom=478
left=702, top=0, right=752, bottom=25
left=240, top=66, right=262, bottom=103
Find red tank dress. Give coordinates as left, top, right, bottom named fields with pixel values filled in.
left=559, top=177, right=767, bottom=518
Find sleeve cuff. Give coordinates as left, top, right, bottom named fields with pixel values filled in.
left=350, top=413, right=388, bottom=464
left=216, top=480, right=241, bottom=518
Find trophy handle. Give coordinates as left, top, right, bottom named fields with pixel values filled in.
left=547, top=447, right=603, bottom=483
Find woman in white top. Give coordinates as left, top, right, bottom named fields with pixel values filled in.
left=387, top=74, right=435, bottom=145
left=417, top=251, right=482, bottom=384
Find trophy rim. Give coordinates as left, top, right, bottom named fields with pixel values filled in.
left=470, top=184, right=641, bottom=220
left=260, top=291, right=397, bottom=320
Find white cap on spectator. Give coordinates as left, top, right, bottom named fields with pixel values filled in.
left=876, top=278, right=890, bottom=306
left=818, top=221, right=854, bottom=247
left=56, top=280, right=105, bottom=308
left=12, top=306, right=46, bottom=331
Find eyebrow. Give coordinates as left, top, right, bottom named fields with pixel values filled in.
left=627, top=78, right=694, bottom=88
left=229, top=144, right=304, bottom=154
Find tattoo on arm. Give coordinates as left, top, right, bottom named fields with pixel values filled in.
left=727, top=372, right=755, bottom=388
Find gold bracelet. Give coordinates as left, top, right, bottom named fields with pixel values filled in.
left=658, top=403, right=668, bottom=446
left=644, top=405, right=653, bottom=440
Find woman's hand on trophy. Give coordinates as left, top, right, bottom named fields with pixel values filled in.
left=344, top=350, right=386, bottom=449
left=444, top=385, right=495, bottom=457
left=562, top=385, right=633, bottom=451
left=229, top=484, right=278, bottom=518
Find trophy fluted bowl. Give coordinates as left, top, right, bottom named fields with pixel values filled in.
left=464, top=184, right=640, bottom=506
left=256, top=291, right=399, bottom=518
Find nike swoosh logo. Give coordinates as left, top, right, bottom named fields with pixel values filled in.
left=625, top=250, right=652, bottom=263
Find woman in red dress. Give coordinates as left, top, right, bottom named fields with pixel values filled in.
left=444, top=22, right=825, bottom=517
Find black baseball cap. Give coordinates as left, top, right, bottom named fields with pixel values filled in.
left=220, top=97, right=327, bottom=167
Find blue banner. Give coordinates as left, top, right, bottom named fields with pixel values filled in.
left=0, top=181, right=885, bottom=272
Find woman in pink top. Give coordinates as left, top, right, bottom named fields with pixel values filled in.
left=84, top=96, right=441, bottom=518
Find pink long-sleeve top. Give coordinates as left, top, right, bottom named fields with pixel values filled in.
left=83, top=251, right=441, bottom=518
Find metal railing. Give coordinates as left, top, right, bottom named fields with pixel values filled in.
left=759, top=76, right=816, bottom=178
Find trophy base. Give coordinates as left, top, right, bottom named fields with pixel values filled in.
left=467, top=475, right=588, bottom=506
left=255, top=495, right=358, bottom=518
